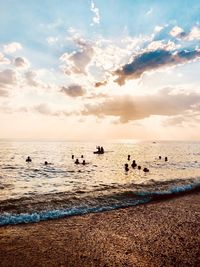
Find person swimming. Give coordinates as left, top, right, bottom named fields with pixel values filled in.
left=44, top=161, right=48, bottom=165
left=26, top=156, right=32, bottom=162
left=131, top=160, right=137, bottom=168
left=72, top=155, right=74, bottom=159
left=127, top=155, right=130, bottom=161
left=165, top=157, right=168, bottom=161
left=82, top=160, right=86, bottom=165
left=75, top=159, right=79, bottom=164
left=143, top=167, right=149, bottom=173
left=124, top=163, right=129, bottom=171
left=138, top=165, right=141, bottom=170
left=100, top=147, right=104, bottom=154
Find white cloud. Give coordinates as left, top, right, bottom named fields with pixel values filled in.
left=90, top=0, right=100, bottom=25
left=3, top=42, right=22, bottom=53
left=187, top=26, right=200, bottom=41
left=47, top=36, right=59, bottom=45
left=60, top=42, right=94, bottom=75
left=25, top=70, right=39, bottom=87
left=0, top=69, right=17, bottom=86
left=0, top=69, right=18, bottom=96
left=147, top=40, right=178, bottom=51
left=169, top=26, right=184, bottom=38
left=0, top=52, right=10, bottom=65
left=154, top=26, right=164, bottom=33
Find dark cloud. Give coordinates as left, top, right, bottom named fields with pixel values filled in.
left=95, top=81, right=107, bottom=87
left=61, top=85, right=85, bottom=97
left=14, top=57, right=29, bottom=68
left=0, top=69, right=16, bottom=86
left=115, top=49, right=200, bottom=85
left=81, top=88, right=200, bottom=123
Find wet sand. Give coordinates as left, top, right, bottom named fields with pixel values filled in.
left=0, top=192, right=200, bottom=267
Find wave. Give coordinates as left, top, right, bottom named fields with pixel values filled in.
left=0, top=180, right=200, bottom=226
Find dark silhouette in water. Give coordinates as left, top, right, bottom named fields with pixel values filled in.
left=124, top=163, right=129, bottom=171
left=72, top=155, right=74, bottom=159
left=44, top=161, right=48, bottom=165
left=82, top=160, right=86, bottom=165
left=26, top=156, right=32, bottom=162
left=94, top=146, right=104, bottom=154
left=131, top=160, right=137, bottom=168
left=138, top=165, right=141, bottom=170
left=159, top=156, right=162, bottom=160
left=127, top=155, right=130, bottom=161
left=81, top=155, right=84, bottom=158
left=75, top=159, right=79, bottom=164
left=165, top=157, right=168, bottom=162
left=143, top=167, right=149, bottom=173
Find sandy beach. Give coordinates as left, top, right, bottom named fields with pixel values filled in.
left=0, top=192, right=199, bottom=267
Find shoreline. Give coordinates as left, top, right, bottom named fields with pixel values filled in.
left=0, top=192, right=200, bottom=267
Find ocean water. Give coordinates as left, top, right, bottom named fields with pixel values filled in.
left=0, top=140, right=200, bottom=226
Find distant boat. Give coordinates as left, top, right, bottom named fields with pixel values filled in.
left=93, top=150, right=104, bottom=154
left=93, top=146, right=104, bottom=154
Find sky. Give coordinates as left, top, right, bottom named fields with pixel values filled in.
left=0, top=0, right=200, bottom=140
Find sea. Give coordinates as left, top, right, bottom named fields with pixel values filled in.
left=0, top=140, right=200, bottom=226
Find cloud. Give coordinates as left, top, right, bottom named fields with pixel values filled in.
left=33, top=103, right=56, bottom=115
left=163, top=110, right=200, bottom=127
left=154, top=26, right=164, bottom=33
left=47, top=36, right=59, bottom=45
left=0, top=69, right=18, bottom=96
left=0, top=89, right=9, bottom=97
left=14, top=57, right=30, bottom=68
left=25, top=71, right=39, bottom=87
left=90, top=0, right=100, bottom=25
left=0, top=52, right=10, bottom=65
left=0, top=69, right=17, bottom=86
left=60, top=41, right=94, bottom=75
left=169, top=26, right=185, bottom=38
left=147, top=40, right=178, bottom=51
left=114, top=49, right=200, bottom=85
left=61, top=84, right=85, bottom=97
left=187, top=26, right=200, bottom=41
left=81, top=88, right=200, bottom=123
left=169, top=26, right=200, bottom=41
left=95, top=81, right=107, bottom=87
left=3, top=42, right=22, bottom=53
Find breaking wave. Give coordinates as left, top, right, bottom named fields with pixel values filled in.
left=1, top=179, right=199, bottom=226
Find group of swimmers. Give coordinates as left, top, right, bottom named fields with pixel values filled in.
left=124, top=154, right=169, bottom=173
left=72, top=154, right=86, bottom=165
left=26, top=151, right=168, bottom=174
left=159, top=156, right=168, bottom=161
left=125, top=156, right=148, bottom=173
left=26, top=156, right=51, bottom=165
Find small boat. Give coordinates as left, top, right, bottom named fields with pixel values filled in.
left=93, top=146, right=104, bottom=154
left=93, top=151, right=104, bottom=154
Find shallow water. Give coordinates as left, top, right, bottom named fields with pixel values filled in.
left=0, top=140, right=200, bottom=225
